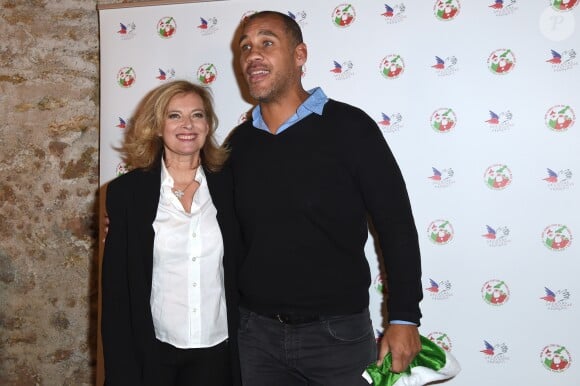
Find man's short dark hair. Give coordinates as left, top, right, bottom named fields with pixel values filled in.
left=245, top=11, right=304, bottom=47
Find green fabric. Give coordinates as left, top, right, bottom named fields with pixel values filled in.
left=366, top=335, right=447, bottom=386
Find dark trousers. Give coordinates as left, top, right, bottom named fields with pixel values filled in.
left=238, top=307, right=377, bottom=386
left=145, top=338, right=232, bottom=386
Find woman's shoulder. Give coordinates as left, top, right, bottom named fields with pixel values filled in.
left=107, top=168, right=156, bottom=193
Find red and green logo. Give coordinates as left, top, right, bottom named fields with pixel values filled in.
left=550, top=0, right=579, bottom=11
left=541, top=345, right=572, bottom=372
left=434, top=0, right=460, bottom=21
left=428, top=220, right=454, bottom=245
left=487, top=49, right=515, bottom=74
left=116, top=162, right=129, bottom=176
left=484, top=164, right=512, bottom=190
left=545, top=105, right=575, bottom=132
left=332, top=4, right=356, bottom=28
left=481, top=279, right=509, bottom=306
left=116, top=67, right=136, bottom=88
left=196, top=63, right=217, bottom=85
left=157, top=17, right=176, bottom=38
left=426, top=332, right=453, bottom=352
left=542, top=224, right=572, bottom=251
left=373, top=273, right=385, bottom=294
left=430, top=108, right=457, bottom=133
left=380, top=54, right=405, bottom=79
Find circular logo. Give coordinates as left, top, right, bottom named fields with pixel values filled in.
left=487, top=49, right=516, bottom=74
left=545, top=105, right=575, bottom=132
left=426, top=332, right=453, bottom=352
left=373, top=273, right=385, bottom=294
left=430, top=108, right=457, bottom=133
left=541, top=344, right=572, bottom=372
left=116, top=67, right=136, bottom=88
left=196, top=63, right=217, bottom=85
left=483, top=164, right=512, bottom=190
left=550, top=0, right=579, bottom=11
left=115, top=162, right=129, bottom=176
left=157, top=17, right=177, bottom=38
left=380, top=54, right=405, bottom=79
left=481, top=279, right=510, bottom=306
left=332, top=4, right=356, bottom=28
left=428, top=220, right=454, bottom=245
left=238, top=112, right=249, bottom=125
left=434, top=0, right=461, bottom=21
left=542, top=224, right=572, bottom=251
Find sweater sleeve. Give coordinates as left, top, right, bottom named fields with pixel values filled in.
left=101, top=179, right=142, bottom=384
left=349, top=108, right=423, bottom=325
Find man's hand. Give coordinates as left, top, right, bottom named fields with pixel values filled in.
left=377, top=324, right=421, bottom=373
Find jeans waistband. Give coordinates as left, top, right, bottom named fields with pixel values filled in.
left=243, top=307, right=366, bottom=325
left=261, top=312, right=322, bottom=324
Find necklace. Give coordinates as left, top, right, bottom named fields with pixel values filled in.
left=171, top=161, right=201, bottom=199
left=172, top=179, right=197, bottom=199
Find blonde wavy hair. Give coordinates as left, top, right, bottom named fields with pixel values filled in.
left=119, top=80, right=228, bottom=172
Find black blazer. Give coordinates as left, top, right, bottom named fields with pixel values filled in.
left=101, top=158, right=241, bottom=385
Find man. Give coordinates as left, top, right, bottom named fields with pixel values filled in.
left=227, top=11, right=423, bottom=385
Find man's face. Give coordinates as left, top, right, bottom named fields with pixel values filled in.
left=238, top=15, right=303, bottom=103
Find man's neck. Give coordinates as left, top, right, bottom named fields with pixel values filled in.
left=260, top=88, right=309, bottom=134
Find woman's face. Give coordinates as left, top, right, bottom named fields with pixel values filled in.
left=161, top=92, right=209, bottom=162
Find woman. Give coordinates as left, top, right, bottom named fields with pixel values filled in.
left=101, top=80, right=241, bottom=385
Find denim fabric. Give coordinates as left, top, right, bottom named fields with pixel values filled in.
left=238, top=307, right=377, bottom=386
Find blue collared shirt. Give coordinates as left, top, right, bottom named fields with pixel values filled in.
left=252, top=87, right=328, bottom=134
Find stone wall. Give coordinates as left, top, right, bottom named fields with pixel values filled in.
left=0, top=0, right=149, bottom=384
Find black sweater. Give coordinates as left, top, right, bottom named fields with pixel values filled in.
left=228, top=99, right=422, bottom=323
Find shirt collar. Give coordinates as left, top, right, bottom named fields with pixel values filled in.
left=251, top=87, right=328, bottom=132
left=160, top=156, right=204, bottom=188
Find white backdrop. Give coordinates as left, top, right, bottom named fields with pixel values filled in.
left=99, top=1, right=579, bottom=385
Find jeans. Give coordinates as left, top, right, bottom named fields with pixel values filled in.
left=238, top=307, right=377, bottom=386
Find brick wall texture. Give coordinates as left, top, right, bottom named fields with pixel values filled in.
left=0, top=1, right=150, bottom=384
